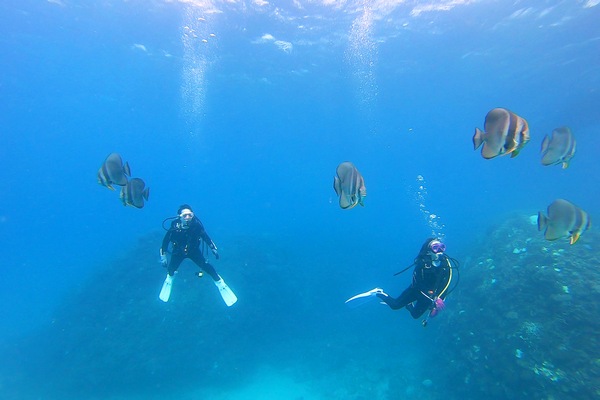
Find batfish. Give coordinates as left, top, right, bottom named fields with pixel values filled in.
left=538, top=199, right=591, bottom=244
left=97, top=153, right=131, bottom=190
left=473, top=108, right=530, bottom=159
left=540, top=126, right=576, bottom=168
left=333, top=162, right=366, bottom=210
left=120, top=178, right=150, bottom=209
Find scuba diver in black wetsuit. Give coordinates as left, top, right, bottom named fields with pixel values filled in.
left=346, top=237, right=459, bottom=326
left=158, top=204, right=237, bottom=306
left=161, top=204, right=220, bottom=279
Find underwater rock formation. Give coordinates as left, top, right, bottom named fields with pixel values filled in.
left=435, top=214, right=600, bottom=399
left=0, top=232, right=345, bottom=400
left=2, top=217, right=599, bottom=400
left=0, top=232, right=281, bottom=399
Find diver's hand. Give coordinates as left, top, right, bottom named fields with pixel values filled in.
left=429, top=298, right=446, bottom=318
left=212, top=248, right=220, bottom=260
left=160, top=254, right=168, bottom=268
left=434, top=298, right=446, bottom=311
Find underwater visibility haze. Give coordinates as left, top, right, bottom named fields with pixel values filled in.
left=1, top=0, right=600, bottom=399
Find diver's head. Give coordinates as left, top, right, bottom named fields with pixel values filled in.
left=177, top=204, right=194, bottom=228
left=419, top=238, right=445, bottom=267
left=177, top=204, right=193, bottom=215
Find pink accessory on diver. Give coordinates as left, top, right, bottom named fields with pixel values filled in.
left=429, top=298, right=446, bottom=318
left=430, top=241, right=446, bottom=254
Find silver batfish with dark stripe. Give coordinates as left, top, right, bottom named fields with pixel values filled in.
left=538, top=198, right=590, bottom=245
left=120, top=178, right=150, bottom=209
left=333, top=162, right=366, bottom=209
left=97, top=153, right=131, bottom=190
left=540, top=126, right=576, bottom=168
left=473, top=108, right=530, bottom=159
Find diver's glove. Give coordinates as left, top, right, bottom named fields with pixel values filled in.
left=429, top=298, right=446, bottom=318
left=160, top=250, right=168, bottom=268
left=435, top=297, right=446, bottom=311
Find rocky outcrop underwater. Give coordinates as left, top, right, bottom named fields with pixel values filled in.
left=435, top=213, right=600, bottom=400
left=2, top=216, right=599, bottom=400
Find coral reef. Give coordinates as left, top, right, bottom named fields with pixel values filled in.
left=435, top=214, right=600, bottom=399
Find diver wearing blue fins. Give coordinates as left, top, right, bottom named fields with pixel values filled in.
left=346, top=238, right=459, bottom=327
left=158, top=204, right=237, bottom=306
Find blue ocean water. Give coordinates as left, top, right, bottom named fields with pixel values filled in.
left=0, top=1, right=599, bottom=399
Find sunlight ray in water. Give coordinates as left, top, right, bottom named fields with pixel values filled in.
left=345, top=3, right=379, bottom=116
left=180, top=5, right=212, bottom=126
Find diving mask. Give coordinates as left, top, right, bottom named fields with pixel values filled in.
left=180, top=210, right=194, bottom=220
left=429, top=240, right=446, bottom=254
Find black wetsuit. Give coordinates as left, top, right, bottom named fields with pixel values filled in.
left=161, top=217, right=219, bottom=281
left=377, top=256, right=452, bottom=318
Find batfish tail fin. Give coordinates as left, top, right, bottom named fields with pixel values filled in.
left=570, top=232, right=581, bottom=245
left=473, top=128, right=484, bottom=150
left=123, top=162, right=132, bottom=177
left=537, top=212, right=547, bottom=232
